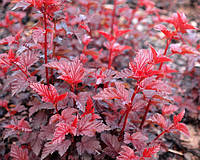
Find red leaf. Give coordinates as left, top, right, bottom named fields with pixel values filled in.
left=0, top=36, right=15, bottom=45
left=171, top=44, right=200, bottom=55
left=81, top=97, right=95, bottom=118
left=114, top=68, right=133, bottom=79
left=52, top=122, right=76, bottom=144
left=142, top=145, right=160, bottom=158
left=12, top=1, right=31, bottom=10
left=139, top=77, right=172, bottom=94
left=93, top=82, right=129, bottom=103
left=165, top=12, right=198, bottom=34
left=0, top=99, right=8, bottom=109
left=117, top=145, right=138, bottom=160
left=77, top=115, right=109, bottom=137
left=147, top=113, right=167, bottom=129
left=46, top=57, right=85, bottom=84
left=162, top=104, right=178, bottom=116
left=128, top=49, right=160, bottom=79
left=98, top=30, right=114, bottom=41
left=18, top=51, right=39, bottom=71
left=124, top=132, right=148, bottom=150
left=10, top=144, right=29, bottom=160
left=0, top=48, right=19, bottom=68
left=30, top=82, right=68, bottom=105
left=82, top=35, right=92, bottom=46
left=79, top=22, right=90, bottom=32
left=84, top=49, right=99, bottom=60
left=175, top=123, right=190, bottom=136
left=173, top=109, right=185, bottom=124
left=154, top=24, right=175, bottom=39
left=112, top=43, right=132, bottom=53
left=114, top=26, right=131, bottom=39
left=49, top=108, right=77, bottom=124
left=93, top=68, right=116, bottom=85
left=4, top=117, right=32, bottom=132
left=32, top=27, right=44, bottom=44
left=150, top=45, right=172, bottom=64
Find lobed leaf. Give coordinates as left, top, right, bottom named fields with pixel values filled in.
left=142, top=145, right=160, bottom=158
left=30, top=82, right=67, bottom=105
left=10, top=144, right=29, bottom=160
left=117, top=145, right=138, bottom=160
left=173, top=109, right=185, bottom=124
left=77, top=115, right=109, bottom=137
left=76, top=136, right=101, bottom=155
left=101, top=133, right=121, bottom=158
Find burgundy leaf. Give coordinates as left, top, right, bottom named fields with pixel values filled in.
left=77, top=115, right=109, bottom=137
left=10, top=144, right=29, bottom=160
left=93, top=82, right=129, bottom=103
left=49, top=108, right=77, bottom=124
left=124, top=132, right=148, bottom=151
left=5, top=72, right=33, bottom=96
left=139, top=77, right=172, bottom=94
left=5, top=117, right=32, bottom=132
left=92, top=68, right=116, bottom=85
left=162, top=104, right=178, bottom=116
left=57, top=140, right=71, bottom=157
left=31, top=135, right=43, bottom=156
left=41, top=140, right=71, bottom=160
left=18, top=51, right=39, bottom=71
left=117, top=145, right=138, bottom=160
left=32, top=27, right=44, bottom=44
left=75, top=92, right=92, bottom=112
left=76, top=136, right=101, bottom=155
left=147, top=113, right=167, bottom=129
left=28, top=99, right=54, bottom=117
left=101, top=133, right=121, bottom=158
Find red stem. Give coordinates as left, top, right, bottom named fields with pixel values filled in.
left=108, top=0, right=117, bottom=69
left=158, top=39, right=171, bottom=70
left=119, top=104, right=131, bottom=140
left=54, top=103, right=59, bottom=114
left=131, top=84, right=139, bottom=103
left=149, top=125, right=174, bottom=145
left=108, top=48, right=113, bottom=69
left=118, top=110, right=127, bottom=125
left=43, top=4, right=49, bottom=86
left=119, top=82, right=140, bottom=139
left=139, top=99, right=152, bottom=129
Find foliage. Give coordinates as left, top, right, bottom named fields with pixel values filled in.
left=0, top=0, right=199, bottom=159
